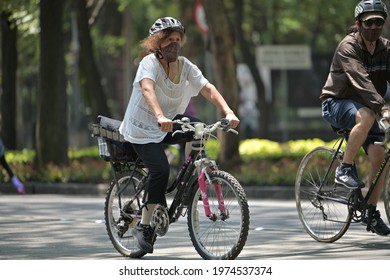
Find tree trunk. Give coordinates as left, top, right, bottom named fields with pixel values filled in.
left=202, top=0, right=241, bottom=168
left=36, top=0, right=68, bottom=167
left=0, top=12, right=17, bottom=149
left=72, top=0, right=111, bottom=119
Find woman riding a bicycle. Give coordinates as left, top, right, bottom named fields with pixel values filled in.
left=119, top=17, right=239, bottom=253
left=320, top=0, right=390, bottom=236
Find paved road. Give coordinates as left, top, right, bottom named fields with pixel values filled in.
left=0, top=195, right=389, bottom=260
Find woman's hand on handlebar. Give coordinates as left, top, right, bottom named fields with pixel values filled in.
left=157, top=115, right=173, bottom=132
left=225, top=112, right=240, bottom=129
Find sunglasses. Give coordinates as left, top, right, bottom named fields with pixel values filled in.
left=362, top=18, right=385, bottom=27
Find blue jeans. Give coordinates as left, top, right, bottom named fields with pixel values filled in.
left=322, top=98, right=383, bottom=153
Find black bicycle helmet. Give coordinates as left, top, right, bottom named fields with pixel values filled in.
left=149, top=17, right=185, bottom=36
left=355, top=0, right=388, bottom=19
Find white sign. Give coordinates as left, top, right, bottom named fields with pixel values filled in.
left=194, top=0, right=208, bottom=34
left=256, top=45, right=312, bottom=70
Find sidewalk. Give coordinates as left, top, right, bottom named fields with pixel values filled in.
left=0, top=182, right=295, bottom=199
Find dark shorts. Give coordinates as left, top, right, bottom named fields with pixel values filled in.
left=321, top=98, right=383, bottom=153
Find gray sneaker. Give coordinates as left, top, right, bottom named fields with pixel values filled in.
left=132, top=222, right=155, bottom=253
left=335, top=165, right=364, bottom=189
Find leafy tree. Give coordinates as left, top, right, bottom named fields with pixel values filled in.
left=3, top=0, right=390, bottom=171
left=71, top=0, right=111, bottom=119
left=0, top=0, right=38, bottom=149
left=202, top=0, right=240, bottom=166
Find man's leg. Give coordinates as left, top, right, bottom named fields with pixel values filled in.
left=336, top=107, right=375, bottom=189
left=361, top=143, right=390, bottom=236
left=366, top=144, right=386, bottom=205
left=343, top=107, right=375, bottom=164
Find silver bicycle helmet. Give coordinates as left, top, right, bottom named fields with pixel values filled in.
left=355, top=0, right=388, bottom=19
left=149, top=17, right=185, bottom=36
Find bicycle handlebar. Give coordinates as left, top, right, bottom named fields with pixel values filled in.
left=171, top=117, right=238, bottom=139
left=374, top=118, right=390, bottom=146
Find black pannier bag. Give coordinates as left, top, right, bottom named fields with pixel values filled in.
left=90, top=116, right=138, bottom=162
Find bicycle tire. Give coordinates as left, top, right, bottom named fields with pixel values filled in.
left=295, top=146, right=352, bottom=242
left=187, top=170, right=250, bottom=259
left=383, top=169, right=390, bottom=224
left=104, top=169, right=147, bottom=258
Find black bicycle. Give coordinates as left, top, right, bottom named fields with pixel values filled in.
left=90, top=116, right=249, bottom=259
left=295, top=118, right=390, bottom=242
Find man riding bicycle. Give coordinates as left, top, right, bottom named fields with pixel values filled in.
left=320, top=0, right=390, bottom=236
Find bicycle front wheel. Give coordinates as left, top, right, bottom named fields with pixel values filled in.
left=187, top=170, right=249, bottom=260
left=295, top=146, right=352, bottom=242
left=104, top=169, right=147, bottom=258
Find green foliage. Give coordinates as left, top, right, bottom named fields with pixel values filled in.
left=286, top=138, right=326, bottom=157
left=68, top=146, right=99, bottom=159
left=2, top=138, right=359, bottom=186
left=35, top=160, right=111, bottom=183
left=239, top=139, right=283, bottom=161
left=3, top=149, right=34, bottom=163
left=205, top=139, right=220, bottom=160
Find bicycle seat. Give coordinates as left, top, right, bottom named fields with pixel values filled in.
left=331, top=125, right=350, bottom=136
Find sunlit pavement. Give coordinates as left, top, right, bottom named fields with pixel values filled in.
left=0, top=195, right=389, bottom=260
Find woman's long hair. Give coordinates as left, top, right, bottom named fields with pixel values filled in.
left=138, top=29, right=186, bottom=59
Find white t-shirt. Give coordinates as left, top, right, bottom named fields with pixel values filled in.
left=119, top=54, right=208, bottom=144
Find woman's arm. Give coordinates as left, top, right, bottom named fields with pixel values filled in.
left=140, top=78, right=173, bottom=132
left=200, top=82, right=240, bottom=128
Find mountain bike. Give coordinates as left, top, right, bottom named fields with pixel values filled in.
left=295, top=118, right=390, bottom=242
left=90, top=116, right=250, bottom=259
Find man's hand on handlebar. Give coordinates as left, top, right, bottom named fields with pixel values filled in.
left=382, top=110, right=390, bottom=120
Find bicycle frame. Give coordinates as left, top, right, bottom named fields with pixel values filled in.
left=364, top=149, right=390, bottom=204
left=318, top=131, right=390, bottom=222
left=113, top=140, right=226, bottom=226
left=168, top=141, right=228, bottom=222
left=319, top=136, right=345, bottom=191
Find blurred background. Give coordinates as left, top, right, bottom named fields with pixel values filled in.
left=1, top=0, right=389, bottom=168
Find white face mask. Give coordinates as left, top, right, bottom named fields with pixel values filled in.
left=160, top=42, right=181, bottom=63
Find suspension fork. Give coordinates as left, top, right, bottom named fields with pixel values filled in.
left=197, top=166, right=227, bottom=219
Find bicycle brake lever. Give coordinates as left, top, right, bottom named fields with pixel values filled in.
left=220, top=118, right=238, bottom=134
left=227, top=128, right=239, bottom=135
left=172, top=130, right=185, bottom=137
left=220, top=118, right=230, bottom=132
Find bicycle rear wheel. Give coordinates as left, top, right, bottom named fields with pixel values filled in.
left=104, top=169, right=147, bottom=258
left=187, top=170, right=249, bottom=259
left=295, top=146, right=352, bottom=242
